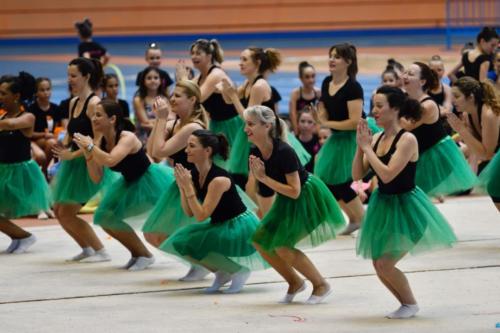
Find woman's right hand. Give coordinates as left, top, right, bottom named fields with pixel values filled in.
left=52, top=144, right=74, bottom=161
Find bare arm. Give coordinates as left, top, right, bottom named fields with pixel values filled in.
left=0, top=112, right=35, bottom=137
left=352, top=132, right=381, bottom=180
left=400, top=99, right=439, bottom=131
left=152, top=121, right=202, bottom=159
left=183, top=177, right=230, bottom=222
left=447, top=60, right=463, bottom=84
left=249, top=155, right=301, bottom=199
left=441, top=83, right=453, bottom=114
left=479, top=61, right=490, bottom=82
left=289, top=89, right=299, bottom=134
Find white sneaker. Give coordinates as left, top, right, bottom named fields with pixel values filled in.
left=37, top=211, right=49, bottom=220
left=128, top=256, right=155, bottom=271
left=179, top=265, right=210, bottom=281
left=79, top=250, right=112, bottom=263
left=12, top=235, right=37, bottom=254
left=5, top=239, right=20, bottom=253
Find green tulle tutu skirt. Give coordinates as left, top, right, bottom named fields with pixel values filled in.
left=161, top=210, right=268, bottom=271
left=0, top=160, right=51, bottom=218
left=415, top=136, right=477, bottom=196
left=51, top=156, right=110, bottom=205
left=142, top=180, right=197, bottom=236
left=315, top=130, right=357, bottom=185
left=94, top=164, right=174, bottom=230
left=356, top=187, right=456, bottom=260
left=367, top=116, right=382, bottom=134
left=252, top=175, right=346, bottom=251
left=477, top=151, right=500, bottom=199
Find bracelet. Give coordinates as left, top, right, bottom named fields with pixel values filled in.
left=86, top=143, right=94, bottom=153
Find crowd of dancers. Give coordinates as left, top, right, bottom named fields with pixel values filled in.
left=0, top=22, right=499, bottom=319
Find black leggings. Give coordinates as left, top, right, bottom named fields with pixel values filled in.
left=327, top=180, right=357, bottom=203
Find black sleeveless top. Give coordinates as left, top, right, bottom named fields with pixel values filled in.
left=240, top=75, right=275, bottom=111
left=250, top=139, right=309, bottom=198
left=373, top=130, right=416, bottom=194
left=101, top=133, right=151, bottom=183
left=428, top=84, right=445, bottom=106
left=67, top=94, right=95, bottom=151
left=462, top=52, right=491, bottom=81
left=167, top=117, right=195, bottom=169
left=0, top=113, right=31, bottom=163
left=320, top=76, right=364, bottom=132
left=192, top=164, right=246, bottom=224
left=198, top=66, right=238, bottom=121
left=296, top=87, right=318, bottom=111
left=411, top=97, right=447, bottom=153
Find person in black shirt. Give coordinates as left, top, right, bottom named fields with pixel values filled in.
left=29, top=78, right=62, bottom=175
left=75, top=18, right=110, bottom=66
left=0, top=73, right=50, bottom=254
left=296, top=109, right=319, bottom=172
left=448, top=27, right=498, bottom=83
left=161, top=130, right=265, bottom=293
left=315, top=43, right=366, bottom=235
left=245, top=105, right=345, bottom=304
left=102, top=74, right=130, bottom=118
left=354, top=86, right=456, bottom=319
left=135, top=43, right=173, bottom=96
left=73, top=100, right=173, bottom=271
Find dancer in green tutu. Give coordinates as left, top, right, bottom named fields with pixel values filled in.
left=315, top=43, right=365, bottom=235
left=401, top=62, right=477, bottom=199
left=353, top=86, right=456, bottom=319
left=176, top=39, right=242, bottom=161
left=245, top=105, right=345, bottom=304
left=161, top=130, right=265, bottom=293
left=221, top=47, right=310, bottom=190
left=143, top=80, right=210, bottom=280
left=51, top=58, right=111, bottom=263
left=73, top=100, right=174, bottom=271
left=0, top=73, right=51, bottom=253
left=447, top=76, right=500, bottom=211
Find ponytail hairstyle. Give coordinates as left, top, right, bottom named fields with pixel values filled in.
left=248, top=47, right=282, bottom=74
left=175, top=80, right=209, bottom=128
left=386, top=58, right=404, bottom=73
left=244, top=105, right=288, bottom=142
left=298, top=61, right=315, bottom=78
left=476, top=26, right=498, bottom=43
left=146, top=42, right=161, bottom=54
left=98, top=99, right=136, bottom=134
left=75, top=18, right=93, bottom=39
left=190, top=39, right=224, bottom=64
left=328, top=43, right=358, bottom=79
left=69, top=57, right=103, bottom=91
left=137, top=66, right=164, bottom=99
left=414, top=61, right=439, bottom=92
left=454, top=76, right=500, bottom=116
left=0, top=71, right=36, bottom=106
left=376, top=86, right=423, bottom=122
left=191, top=129, right=229, bottom=160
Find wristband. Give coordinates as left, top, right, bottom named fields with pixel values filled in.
left=87, top=143, right=95, bottom=153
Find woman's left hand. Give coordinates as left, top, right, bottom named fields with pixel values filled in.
left=446, top=112, right=466, bottom=133
left=73, top=133, right=94, bottom=151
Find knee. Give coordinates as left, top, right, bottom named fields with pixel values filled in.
left=275, top=247, right=295, bottom=262
left=373, top=259, right=393, bottom=276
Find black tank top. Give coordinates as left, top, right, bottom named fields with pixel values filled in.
left=0, top=113, right=31, bottom=163
left=373, top=130, right=416, bottom=194
left=67, top=94, right=95, bottom=151
left=192, top=164, right=246, bottom=224
left=167, top=117, right=195, bottom=169
left=240, top=75, right=275, bottom=111
left=197, top=66, right=238, bottom=121
left=101, top=133, right=151, bottom=183
left=462, top=51, right=492, bottom=81
left=296, top=87, right=318, bottom=111
left=411, top=97, right=447, bottom=153
left=428, top=84, right=445, bottom=106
